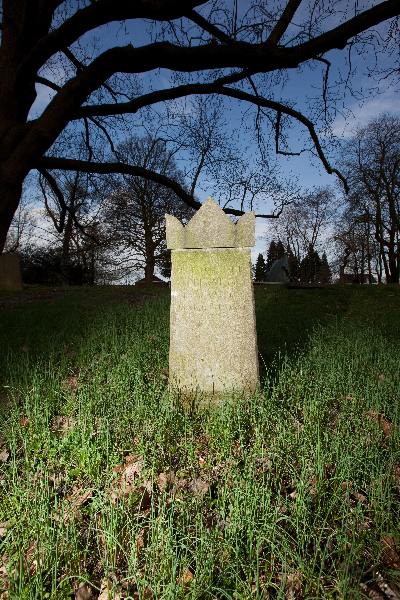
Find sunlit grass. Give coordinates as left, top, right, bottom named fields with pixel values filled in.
left=0, top=285, right=399, bottom=598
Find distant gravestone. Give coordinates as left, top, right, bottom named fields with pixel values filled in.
left=265, top=254, right=290, bottom=283
left=166, top=197, right=259, bottom=399
left=0, top=254, right=22, bottom=291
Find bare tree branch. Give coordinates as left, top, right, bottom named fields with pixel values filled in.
left=267, top=0, right=303, bottom=47
left=18, top=0, right=209, bottom=76
left=187, top=10, right=234, bottom=44
left=218, top=86, right=349, bottom=192
left=38, top=168, right=67, bottom=232
left=36, top=156, right=283, bottom=218
left=74, top=69, right=252, bottom=118
left=36, top=76, right=61, bottom=91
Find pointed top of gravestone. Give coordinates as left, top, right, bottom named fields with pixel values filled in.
left=166, top=197, right=255, bottom=249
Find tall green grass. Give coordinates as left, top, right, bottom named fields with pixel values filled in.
left=0, top=286, right=399, bottom=599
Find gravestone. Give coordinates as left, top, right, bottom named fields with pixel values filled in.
left=166, top=197, right=259, bottom=399
left=265, top=255, right=290, bottom=283
left=0, top=254, right=22, bottom=290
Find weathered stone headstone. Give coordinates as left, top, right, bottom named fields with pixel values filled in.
left=265, top=255, right=290, bottom=283
left=0, top=254, right=22, bottom=291
left=166, top=197, right=259, bottom=399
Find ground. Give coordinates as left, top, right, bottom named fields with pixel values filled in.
left=0, top=285, right=399, bottom=599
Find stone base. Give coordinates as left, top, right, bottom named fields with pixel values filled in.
left=0, top=254, right=22, bottom=291
left=169, top=248, right=259, bottom=397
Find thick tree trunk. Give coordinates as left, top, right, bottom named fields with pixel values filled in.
left=144, top=258, right=156, bottom=283
left=0, top=179, right=24, bottom=254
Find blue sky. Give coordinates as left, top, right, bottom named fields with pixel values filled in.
left=29, top=1, right=400, bottom=259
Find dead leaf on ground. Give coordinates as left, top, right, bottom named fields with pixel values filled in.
left=19, top=416, right=29, bottom=427
left=50, top=415, right=75, bottom=436
left=66, top=374, right=79, bottom=392
left=255, top=456, right=272, bottom=473
left=0, top=449, right=9, bottom=464
left=381, top=536, right=400, bottom=570
left=75, top=582, right=94, bottom=600
left=136, top=529, right=145, bottom=554
left=309, top=477, right=318, bottom=496
left=188, top=477, right=209, bottom=498
left=157, top=471, right=175, bottom=492
left=341, top=481, right=367, bottom=505
left=393, top=465, right=400, bottom=489
left=25, top=541, right=40, bottom=576
left=0, top=557, right=9, bottom=589
left=0, top=524, right=7, bottom=538
left=110, top=456, right=149, bottom=504
left=360, top=582, right=387, bottom=599
left=177, top=567, right=194, bottom=586
left=376, top=575, right=400, bottom=599
left=58, top=486, right=93, bottom=523
left=284, top=571, right=303, bottom=600
left=98, top=578, right=122, bottom=600
left=132, top=587, right=152, bottom=600
left=366, top=410, right=393, bottom=438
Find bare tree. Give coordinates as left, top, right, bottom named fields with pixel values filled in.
left=101, top=135, right=193, bottom=282
left=340, top=114, right=400, bottom=283
left=4, top=194, right=37, bottom=254
left=1, top=1, right=399, bottom=253
left=36, top=162, right=109, bottom=283
left=267, top=186, right=337, bottom=261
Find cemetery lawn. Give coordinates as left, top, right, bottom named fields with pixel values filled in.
left=0, top=284, right=399, bottom=599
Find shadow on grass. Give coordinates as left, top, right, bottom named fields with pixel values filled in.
left=255, top=285, right=349, bottom=373
left=1, top=283, right=399, bottom=397
left=0, top=285, right=169, bottom=403
left=255, top=284, right=400, bottom=379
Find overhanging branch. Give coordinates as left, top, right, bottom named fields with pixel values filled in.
left=218, top=86, right=349, bottom=192
left=36, top=156, right=282, bottom=219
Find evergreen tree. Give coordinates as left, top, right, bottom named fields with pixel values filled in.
left=299, top=245, right=322, bottom=283
left=254, top=253, right=267, bottom=281
left=287, top=246, right=300, bottom=281
left=318, top=252, right=332, bottom=283
left=266, top=241, right=277, bottom=271
left=276, top=240, right=286, bottom=259
left=160, top=250, right=172, bottom=279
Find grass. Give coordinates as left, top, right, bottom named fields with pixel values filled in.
left=0, top=284, right=399, bottom=599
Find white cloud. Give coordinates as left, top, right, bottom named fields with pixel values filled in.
left=331, top=92, right=400, bottom=138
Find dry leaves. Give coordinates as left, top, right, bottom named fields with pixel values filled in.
left=361, top=572, right=400, bottom=600
left=50, top=415, right=75, bottom=436
left=110, top=455, right=151, bottom=504
left=366, top=410, right=393, bottom=438
left=0, top=524, right=7, bottom=539
left=255, top=456, right=272, bottom=474
left=135, top=529, right=145, bottom=555
left=284, top=571, right=303, bottom=600
left=0, top=556, right=8, bottom=591
left=19, top=416, right=29, bottom=427
left=54, top=486, right=93, bottom=524
left=156, top=471, right=209, bottom=499
left=381, top=536, right=400, bottom=570
left=62, top=370, right=80, bottom=393
left=132, top=587, right=152, bottom=600
left=188, top=477, right=209, bottom=498
left=25, top=540, right=41, bottom=576
left=75, top=582, right=94, bottom=600
left=341, top=481, right=367, bottom=505
left=176, top=567, right=194, bottom=586
left=0, top=449, right=9, bottom=464
left=98, top=578, right=122, bottom=600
